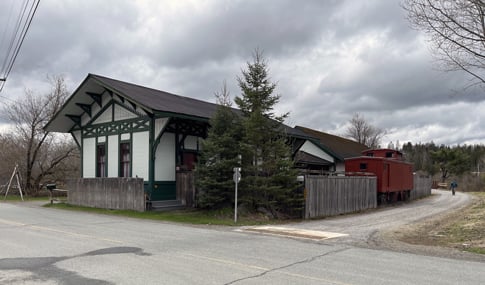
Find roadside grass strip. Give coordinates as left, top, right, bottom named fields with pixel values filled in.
left=239, top=226, right=348, bottom=240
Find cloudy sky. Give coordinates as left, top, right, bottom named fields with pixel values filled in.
left=1, top=0, right=484, bottom=147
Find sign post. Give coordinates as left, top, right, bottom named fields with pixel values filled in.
left=233, top=167, right=241, bottom=223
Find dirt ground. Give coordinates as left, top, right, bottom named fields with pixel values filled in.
left=292, top=189, right=485, bottom=262
left=378, top=192, right=485, bottom=261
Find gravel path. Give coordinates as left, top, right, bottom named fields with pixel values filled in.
left=289, top=189, right=469, bottom=240
left=285, top=189, right=485, bottom=262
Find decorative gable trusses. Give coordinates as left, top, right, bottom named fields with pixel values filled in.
left=60, top=87, right=153, bottom=139
left=75, top=103, right=92, bottom=117
left=86, top=91, right=103, bottom=107
left=155, top=117, right=170, bottom=140
left=66, top=88, right=149, bottom=129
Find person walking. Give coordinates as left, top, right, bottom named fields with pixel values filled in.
left=450, top=180, right=458, bottom=195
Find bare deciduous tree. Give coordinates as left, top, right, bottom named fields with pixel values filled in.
left=2, top=75, right=78, bottom=194
left=402, top=0, right=485, bottom=88
left=344, top=113, right=385, bottom=148
left=214, top=79, right=232, bottom=107
left=0, top=133, right=23, bottom=184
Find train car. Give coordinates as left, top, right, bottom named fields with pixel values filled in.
left=345, top=149, right=414, bottom=203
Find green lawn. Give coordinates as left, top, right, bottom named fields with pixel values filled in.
left=1, top=195, right=50, bottom=202
left=43, top=202, right=280, bottom=226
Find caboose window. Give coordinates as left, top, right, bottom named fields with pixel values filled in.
left=386, top=152, right=393, bottom=158
left=366, top=152, right=374, bottom=157
left=360, top=163, right=367, bottom=170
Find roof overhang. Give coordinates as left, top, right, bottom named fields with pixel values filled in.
left=44, top=74, right=156, bottom=133
left=45, top=75, right=108, bottom=133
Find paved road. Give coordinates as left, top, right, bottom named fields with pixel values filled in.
left=1, top=190, right=484, bottom=284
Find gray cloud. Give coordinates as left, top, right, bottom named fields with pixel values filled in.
left=1, top=0, right=484, bottom=146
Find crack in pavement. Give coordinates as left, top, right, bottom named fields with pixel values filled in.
left=224, top=246, right=351, bottom=285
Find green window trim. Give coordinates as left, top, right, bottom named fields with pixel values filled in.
left=96, top=143, right=107, bottom=177
left=120, top=141, right=132, bottom=178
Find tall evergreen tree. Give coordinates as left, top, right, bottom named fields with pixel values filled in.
left=196, top=82, right=243, bottom=209
left=235, top=49, right=301, bottom=217
left=430, top=147, right=470, bottom=182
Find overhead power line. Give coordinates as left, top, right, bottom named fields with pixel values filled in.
left=0, top=0, right=40, bottom=92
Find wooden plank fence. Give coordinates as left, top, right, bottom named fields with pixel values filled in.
left=305, top=176, right=377, bottom=219
left=411, top=174, right=432, bottom=200
left=305, top=174, right=432, bottom=219
left=67, top=178, right=145, bottom=211
left=176, top=171, right=195, bottom=207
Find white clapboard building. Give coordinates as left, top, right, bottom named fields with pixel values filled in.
left=45, top=74, right=365, bottom=205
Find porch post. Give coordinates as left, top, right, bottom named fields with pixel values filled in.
left=148, top=116, right=155, bottom=200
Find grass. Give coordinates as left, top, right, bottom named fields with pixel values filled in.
left=399, top=192, right=485, bottom=255
left=1, top=194, right=50, bottom=202
left=468, top=247, right=485, bottom=255
left=442, top=192, right=485, bottom=254
left=43, top=202, right=280, bottom=226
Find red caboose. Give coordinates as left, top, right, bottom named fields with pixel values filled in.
left=345, top=149, right=414, bottom=203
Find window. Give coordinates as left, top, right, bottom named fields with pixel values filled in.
left=366, top=152, right=374, bottom=157
left=120, top=142, right=131, bottom=177
left=96, top=144, right=106, bottom=177
left=386, top=152, right=393, bottom=158
left=360, top=163, right=367, bottom=171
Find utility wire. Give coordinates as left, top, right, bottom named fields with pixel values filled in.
left=0, top=0, right=16, bottom=57
left=0, top=0, right=40, bottom=92
left=1, top=0, right=28, bottom=74
left=4, top=1, right=35, bottom=76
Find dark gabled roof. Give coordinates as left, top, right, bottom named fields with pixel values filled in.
left=90, top=74, right=220, bottom=119
left=45, top=73, right=308, bottom=136
left=295, top=126, right=368, bottom=160
left=45, top=73, right=238, bottom=132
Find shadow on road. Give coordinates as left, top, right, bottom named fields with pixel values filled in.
left=0, top=246, right=150, bottom=284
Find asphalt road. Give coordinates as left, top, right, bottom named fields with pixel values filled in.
left=1, top=190, right=484, bottom=285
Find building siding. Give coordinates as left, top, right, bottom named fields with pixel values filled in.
left=83, top=137, right=96, bottom=178
left=114, top=104, right=138, bottom=121
left=184, top=135, right=198, bottom=150
left=132, top=131, right=149, bottom=179
left=300, top=140, right=335, bottom=163
left=155, top=132, right=175, bottom=181
left=93, top=105, right=112, bottom=124
left=72, top=130, right=81, bottom=145
left=155, top=117, right=169, bottom=138
left=121, top=133, right=130, bottom=141
left=107, top=135, right=119, bottom=177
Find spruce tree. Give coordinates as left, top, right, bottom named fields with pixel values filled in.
left=235, top=49, right=301, bottom=217
left=196, top=82, right=243, bottom=209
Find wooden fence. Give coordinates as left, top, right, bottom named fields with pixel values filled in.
left=67, top=178, right=145, bottom=212
left=304, top=174, right=433, bottom=219
left=305, top=176, right=377, bottom=219
left=176, top=171, right=195, bottom=207
left=411, top=174, right=432, bottom=200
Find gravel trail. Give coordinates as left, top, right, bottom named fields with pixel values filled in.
left=286, top=189, right=485, bottom=262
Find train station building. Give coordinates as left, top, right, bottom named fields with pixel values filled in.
left=45, top=74, right=367, bottom=208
